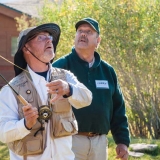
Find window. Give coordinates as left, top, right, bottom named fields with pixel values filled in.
left=11, top=37, right=18, bottom=56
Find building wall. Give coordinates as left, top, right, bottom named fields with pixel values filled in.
left=0, top=7, right=21, bottom=88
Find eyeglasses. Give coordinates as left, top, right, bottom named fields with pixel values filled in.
left=27, top=34, right=53, bottom=43
left=35, top=34, right=53, bottom=42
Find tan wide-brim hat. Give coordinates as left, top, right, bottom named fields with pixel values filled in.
left=14, top=23, right=61, bottom=76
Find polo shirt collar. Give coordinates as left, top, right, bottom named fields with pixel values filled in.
left=72, top=47, right=101, bottom=68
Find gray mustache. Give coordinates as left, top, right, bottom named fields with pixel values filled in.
left=78, top=36, right=88, bottom=42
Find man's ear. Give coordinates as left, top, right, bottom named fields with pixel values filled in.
left=97, top=36, right=101, bottom=44
left=22, top=46, right=29, bottom=54
left=96, top=36, right=101, bottom=49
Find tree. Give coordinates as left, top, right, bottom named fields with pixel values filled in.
left=100, top=0, right=160, bottom=138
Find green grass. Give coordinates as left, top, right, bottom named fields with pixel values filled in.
left=0, top=141, right=9, bottom=160
left=108, top=136, right=160, bottom=160
left=0, top=136, right=160, bottom=160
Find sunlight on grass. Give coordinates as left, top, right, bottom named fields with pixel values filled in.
left=0, top=141, right=9, bottom=160
left=108, top=133, right=160, bottom=160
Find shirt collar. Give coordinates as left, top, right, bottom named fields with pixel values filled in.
left=89, top=57, right=95, bottom=68
left=72, top=47, right=101, bottom=68
left=27, top=64, right=51, bottom=85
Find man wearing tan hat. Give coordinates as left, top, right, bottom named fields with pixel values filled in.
left=53, top=18, right=130, bottom=160
left=0, top=23, right=92, bottom=160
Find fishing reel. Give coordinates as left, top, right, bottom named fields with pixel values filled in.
left=38, top=105, right=52, bottom=121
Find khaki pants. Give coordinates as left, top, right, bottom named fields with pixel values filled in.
left=72, top=134, right=108, bottom=160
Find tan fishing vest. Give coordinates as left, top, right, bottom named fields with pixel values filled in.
left=7, top=68, right=78, bottom=156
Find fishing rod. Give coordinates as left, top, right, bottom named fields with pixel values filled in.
left=0, top=74, right=28, bottom=106
left=0, top=56, right=52, bottom=121
left=0, top=55, right=29, bottom=74
left=0, top=74, right=52, bottom=121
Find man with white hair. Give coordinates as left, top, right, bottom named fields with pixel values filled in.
left=0, top=23, right=92, bottom=160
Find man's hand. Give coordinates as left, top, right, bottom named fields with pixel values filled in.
left=116, top=143, right=129, bottom=160
left=22, top=104, right=39, bottom=129
left=46, top=79, right=70, bottom=102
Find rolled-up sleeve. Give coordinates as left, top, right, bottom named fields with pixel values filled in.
left=65, top=70, right=92, bottom=109
left=0, top=86, right=30, bottom=143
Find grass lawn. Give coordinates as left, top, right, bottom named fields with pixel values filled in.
left=0, top=135, right=160, bottom=160
left=0, top=141, right=9, bottom=160
left=108, top=136, right=160, bottom=160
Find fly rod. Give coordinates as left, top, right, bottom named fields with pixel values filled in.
left=0, top=74, right=28, bottom=106
left=0, top=55, right=29, bottom=74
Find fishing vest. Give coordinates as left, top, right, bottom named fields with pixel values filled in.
left=7, top=67, right=78, bottom=156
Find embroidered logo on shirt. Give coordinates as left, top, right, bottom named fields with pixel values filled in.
left=95, top=80, right=109, bottom=89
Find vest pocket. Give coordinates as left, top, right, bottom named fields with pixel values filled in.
left=26, top=136, right=42, bottom=155
left=50, top=109, right=78, bottom=138
left=7, top=134, right=43, bottom=156
left=61, top=119, right=74, bottom=132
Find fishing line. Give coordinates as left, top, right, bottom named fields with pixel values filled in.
left=0, top=55, right=29, bottom=73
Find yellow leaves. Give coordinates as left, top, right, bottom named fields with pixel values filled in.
left=140, top=28, right=145, bottom=34
left=15, top=14, right=37, bottom=31
left=118, top=0, right=127, bottom=6
left=59, top=11, right=67, bottom=17
left=81, top=0, right=94, bottom=5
